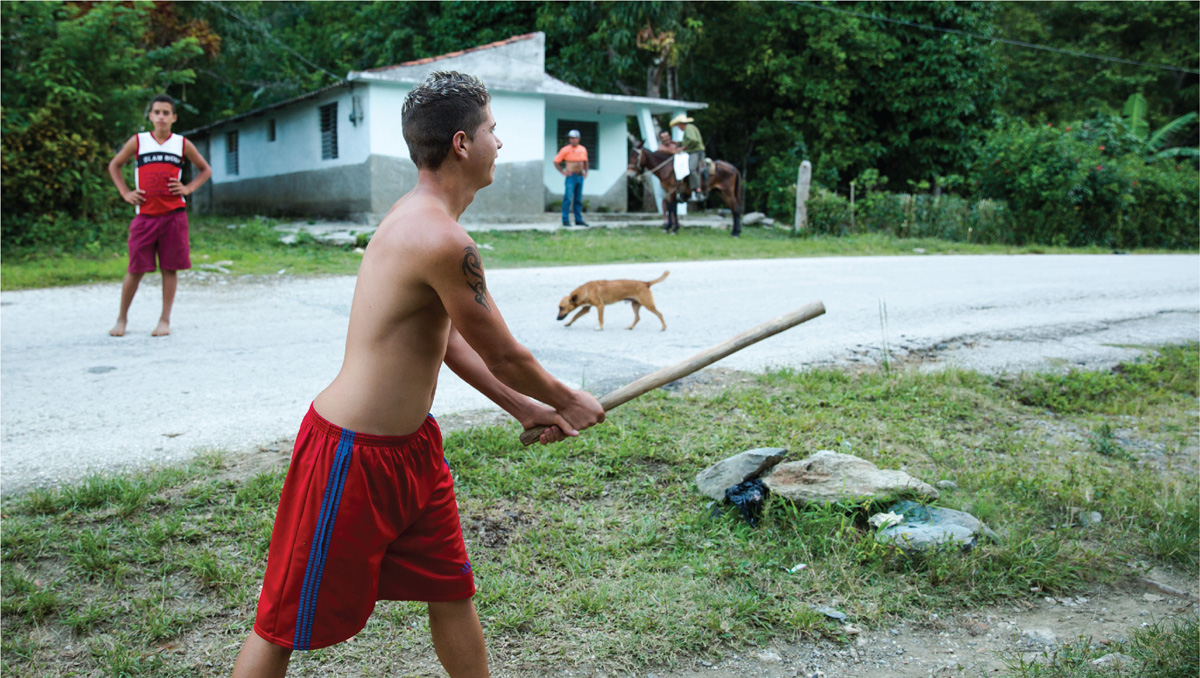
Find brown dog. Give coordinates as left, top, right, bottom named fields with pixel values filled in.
left=557, top=271, right=669, bottom=330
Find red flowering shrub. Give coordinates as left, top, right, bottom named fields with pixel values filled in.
left=969, top=118, right=1196, bottom=248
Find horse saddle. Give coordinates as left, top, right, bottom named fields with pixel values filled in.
left=673, top=156, right=712, bottom=201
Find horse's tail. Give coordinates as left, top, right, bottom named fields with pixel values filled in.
left=647, top=270, right=670, bottom=286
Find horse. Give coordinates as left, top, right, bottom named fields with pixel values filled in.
left=627, top=141, right=744, bottom=236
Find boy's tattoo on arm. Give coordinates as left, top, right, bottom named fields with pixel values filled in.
left=461, top=246, right=490, bottom=310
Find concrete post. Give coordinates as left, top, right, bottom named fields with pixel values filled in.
left=850, top=181, right=856, bottom=231
left=793, top=160, right=812, bottom=234
left=637, top=106, right=665, bottom=214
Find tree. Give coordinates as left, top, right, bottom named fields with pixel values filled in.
left=538, top=1, right=702, bottom=98
left=688, top=1, right=1004, bottom=215
left=1119, top=93, right=1199, bottom=162
left=995, top=2, right=1199, bottom=140
left=1, top=2, right=204, bottom=246
left=169, top=1, right=545, bottom=125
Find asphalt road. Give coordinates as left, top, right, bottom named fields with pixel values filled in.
left=2, top=253, right=1197, bottom=495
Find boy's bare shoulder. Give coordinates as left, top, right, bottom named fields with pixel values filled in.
left=374, top=200, right=476, bottom=260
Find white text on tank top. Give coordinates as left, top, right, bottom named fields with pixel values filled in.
left=135, top=132, right=186, bottom=216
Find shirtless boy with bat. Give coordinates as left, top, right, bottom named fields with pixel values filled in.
left=231, top=71, right=604, bottom=678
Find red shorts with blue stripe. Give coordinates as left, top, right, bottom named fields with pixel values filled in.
left=254, top=404, right=475, bottom=650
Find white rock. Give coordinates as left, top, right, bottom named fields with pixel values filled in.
left=695, top=447, right=787, bottom=500
left=1022, top=627, right=1057, bottom=647
left=763, top=451, right=938, bottom=504
left=755, top=649, right=782, bottom=663
left=1091, top=652, right=1136, bottom=668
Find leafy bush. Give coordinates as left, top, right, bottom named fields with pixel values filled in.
left=969, top=118, right=1198, bottom=248
left=804, top=116, right=1198, bottom=248
left=856, top=193, right=1011, bottom=243
left=0, top=3, right=203, bottom=248
left=805, top=189, right=851, bottom=235
left=970, top=119, right=1117, bottom=245
left=1126, top=160, right=1200, bottom=249
left=746, top=114, right=811, bottom=220
left=805, top=187, right=1011, bottom=243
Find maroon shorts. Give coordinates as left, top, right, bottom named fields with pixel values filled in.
left=254, top=405, right=475, bottom=651
left=128, top=209, right=191, bottom=273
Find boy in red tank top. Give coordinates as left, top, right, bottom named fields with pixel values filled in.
left=107, top=94, right=212, bottom=337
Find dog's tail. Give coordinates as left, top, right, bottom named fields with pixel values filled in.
left=647, top=270, right=670, bottom=286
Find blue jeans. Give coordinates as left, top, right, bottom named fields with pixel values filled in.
left=562, top=174, right=584, bottom=225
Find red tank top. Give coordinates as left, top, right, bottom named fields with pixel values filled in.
left=135, top=132, right=187, bottom=215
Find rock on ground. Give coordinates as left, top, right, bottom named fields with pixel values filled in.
left=695, top=447, right=787, bottom=500
left=763, top=450, right=938, bottom=505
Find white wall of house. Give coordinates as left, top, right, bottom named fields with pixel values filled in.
left=542, top=110, right=628, bottom=196
left=492, top=93, right=546, bottom=164
left=368, top=83, right=411, bottom=158
left=366, top=85, right=545, bottom=167
left=203, top=83, right=616, bottom=190
left=208, top=88, right=370, bottom=184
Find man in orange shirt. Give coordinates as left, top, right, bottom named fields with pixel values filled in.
left=553, top=129, right=589, bottom=227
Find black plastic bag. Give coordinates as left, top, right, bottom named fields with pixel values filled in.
left=725, top=478, right=767, bottom=526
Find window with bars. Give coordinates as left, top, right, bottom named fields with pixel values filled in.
left=225, top=131, right=239, bottom=175
left=267, top=119, right=276, bottom=142
left=319, top=103, right=338, bottom=160
left=556, top=120, right=599, bottom=170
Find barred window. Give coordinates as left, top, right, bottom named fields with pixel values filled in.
left=556, top=120, right=598, bottom=170
left=319, top=103, right=338, bottom=160
left=225, top=131, right=239, bottom=175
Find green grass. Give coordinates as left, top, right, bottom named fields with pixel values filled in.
left=1003, top=343, right=1200, bottom=415
left=1003, top=615, right=1199, bottom=678
left=468, top=226, right=1127, bottom=269
left=1, top=216, right=366, bottom=289
left=1, top=344, right=1196, bottom=675
left=2, top=212, right=1187, bottom=290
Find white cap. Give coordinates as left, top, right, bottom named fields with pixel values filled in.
left=568, top=129, right=581, bottom=138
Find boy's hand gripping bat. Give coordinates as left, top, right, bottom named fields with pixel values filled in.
left=520, top=301, right=826, bottom=445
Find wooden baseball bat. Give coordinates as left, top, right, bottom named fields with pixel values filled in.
left=520, top=300, right=826, bottom=445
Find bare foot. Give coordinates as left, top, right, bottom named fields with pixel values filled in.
left=109, top=321, right=127, bottom=337
left=152, top=320, right=170, bottom=337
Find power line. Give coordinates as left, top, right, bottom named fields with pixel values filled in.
left=789, top=1, right=1200, bottom=75
left=201, top=1, right=343, bottom=83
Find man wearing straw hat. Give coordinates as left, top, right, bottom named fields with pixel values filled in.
left=670, top=114, right=705, bottom=202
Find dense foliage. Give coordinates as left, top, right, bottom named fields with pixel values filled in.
left=995, top=2, right=1199, bottom=130
left=2, top=1, right=1197, bottom=249
left=806, top=114, right=1199, bottom=249
left=1, top=2, right=208, bottom=247
left=970, top=117, right=1198, bottom=248
left=691, top=2, right=1004, bottom=201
